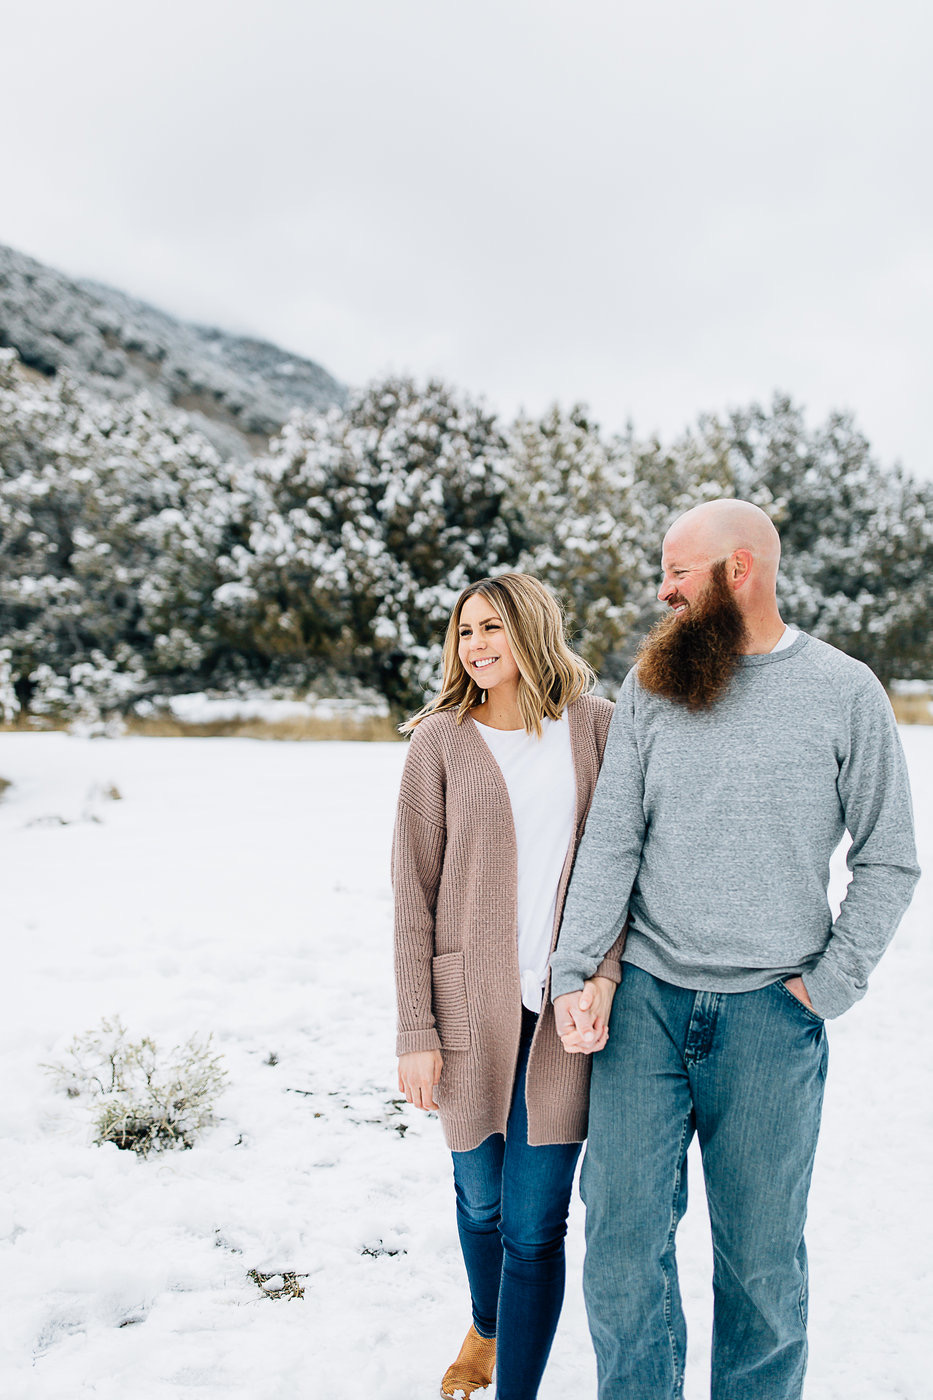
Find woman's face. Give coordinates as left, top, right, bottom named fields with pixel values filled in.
left=457, top=593, right=520, bottom=693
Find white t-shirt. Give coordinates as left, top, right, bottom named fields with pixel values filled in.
left=473, top=714, right=577, bottom=1012
left=771, top=626, right=800, bottom=652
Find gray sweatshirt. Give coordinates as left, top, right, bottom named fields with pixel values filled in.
left=550, top=633, right=920, bottom=1018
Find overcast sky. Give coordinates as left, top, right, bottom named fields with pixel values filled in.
left=5, top=0, right=931, bottom=477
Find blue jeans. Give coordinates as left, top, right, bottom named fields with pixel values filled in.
left=581, top=966, right=828, bottom=1400
left=451, top=1006, right=582, bottom=1400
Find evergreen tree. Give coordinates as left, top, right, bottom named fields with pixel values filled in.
left=509, top=405, right=651, bottom=681
left=510, top=405, right=740, bottom=680
left=247, top=377, right=525, bottom=709
left=0, top=350, right=256, bottom=715
left=3, top=343, right=930, bottom=717
left=711, top=394, right=933, bottom=684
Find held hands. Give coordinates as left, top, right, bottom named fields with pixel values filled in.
left=554, top=976, right=616, bottom=1055
left=398, top=977, right=617, bottom=1104
left=398, top=1049, right=443, bottom=1111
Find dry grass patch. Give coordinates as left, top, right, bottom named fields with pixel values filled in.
left=1, top=712, right=400, bottom=741
left=123, top=712, right=400, bottom=741
left=0, top=715, right=69, bottom=733
left=889, top=691, right=933, bottom=725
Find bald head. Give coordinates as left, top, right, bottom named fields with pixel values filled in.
left=658, top=499, right=786, bottom=651
left=663, top=500, right=781, bottom=579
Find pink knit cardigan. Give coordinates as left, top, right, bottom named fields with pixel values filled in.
left=392, top=693, right=625, bottom=1152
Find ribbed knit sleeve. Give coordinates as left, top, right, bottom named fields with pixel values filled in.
left=391, top=723, right=448, bottom=1055
left=592, top=697, right=613, bottom=765
left=594, top=929, right=627, bottom=984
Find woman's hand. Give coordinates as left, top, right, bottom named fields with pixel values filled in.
left=398, top=1050, right=444, bottom=1110
left=554, top=976, right=616, bottom=1054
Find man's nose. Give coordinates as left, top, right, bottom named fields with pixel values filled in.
left=658, top=576, right=674, bottom=602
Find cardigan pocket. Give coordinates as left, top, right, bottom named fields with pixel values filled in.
left=431, top=952, right=471, bottom=1051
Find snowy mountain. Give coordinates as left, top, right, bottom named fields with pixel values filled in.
left=0, top=243, right=346, bottom=459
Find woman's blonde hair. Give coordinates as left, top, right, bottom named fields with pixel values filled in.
left=400, top=573, right=596, bottom=735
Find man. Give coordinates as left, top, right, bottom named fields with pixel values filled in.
left=551, top=499, right=920, bottom=1400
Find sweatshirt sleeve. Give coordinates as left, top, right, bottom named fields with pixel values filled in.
left=805, top=674, right=921, bottom=1018
left=391, top=724, right=448, bottom=1055
left=592, top=924, right=629, bottom=984
left=550, top=672, right=647, bottom=998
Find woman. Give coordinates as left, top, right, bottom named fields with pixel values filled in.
left=392, top=573, right=625, bottom=1400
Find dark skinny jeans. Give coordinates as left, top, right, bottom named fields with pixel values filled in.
left=451, top=1006, right=581, bottom=1400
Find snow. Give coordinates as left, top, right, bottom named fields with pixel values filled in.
left=162, top=692, right=389, bottom=724
left=0, top=728, right=930, bottom=1400
left=890, top=680, right=933, bottom=695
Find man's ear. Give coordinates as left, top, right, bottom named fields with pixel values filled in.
left=730, top=549, right=753, bottom=587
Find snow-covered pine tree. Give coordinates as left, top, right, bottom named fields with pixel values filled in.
left=4, top=340, right=929, bottom=716
left=509, top=404, right=745, bottom=680
left=246, top=378, right=525, bottom=710
left=0, top=349, right=255, bottom=717
left=714, top=394, right=933, bottom=685
left=509, top=405, right=653, bottom=680
left=133, top=443, right=265, bottom=694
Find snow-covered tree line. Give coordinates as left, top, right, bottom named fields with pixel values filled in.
left=2, top=346, right=931, bottom=722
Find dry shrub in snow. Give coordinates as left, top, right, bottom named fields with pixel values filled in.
left=247, top=1270, right=308, bottom=1301
left=46, top=1016, right=227, bottom=1155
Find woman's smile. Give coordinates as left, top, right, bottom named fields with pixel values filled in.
left=457, top=594, right=521, bottom=694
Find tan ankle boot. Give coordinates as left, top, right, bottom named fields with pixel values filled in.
left=440, top=1324, right=497, bottom=1398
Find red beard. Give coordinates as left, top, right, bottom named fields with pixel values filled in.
left=636, top=561, right=748, bottom=710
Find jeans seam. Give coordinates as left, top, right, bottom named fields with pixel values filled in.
left=798, top=1245, right=809, bottom=1330
left=661, top=1111, right=690, bottom=1396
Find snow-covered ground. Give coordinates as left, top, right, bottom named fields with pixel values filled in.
left=0, top=730, right=930, bottom=1400
left=161, top=692, right=390, bottom=724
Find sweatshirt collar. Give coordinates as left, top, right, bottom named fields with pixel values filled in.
left=737, top=631, right=810, bottom=667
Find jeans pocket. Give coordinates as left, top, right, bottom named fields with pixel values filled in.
left=432, top=951, right=471, bottom=1050
left=775, top=978, right=825, bottom=1025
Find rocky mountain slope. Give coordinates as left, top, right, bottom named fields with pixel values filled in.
left=0, top=243, right=346, bottom=458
